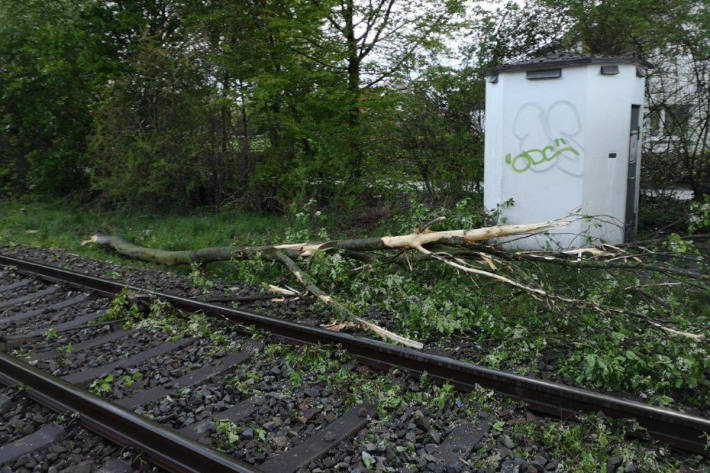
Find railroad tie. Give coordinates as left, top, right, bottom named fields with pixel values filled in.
left=0, top=393, right=12, bottom=414
left=0, top=351, right=262, bottom=473
left=61, top=337, right=196, bottom=385
left=181, top=397, right=260, bottom=441
left=435, top=420, right=491, bottom=467
left=0, top=286, right=58, bottom=310
left=0, top=423, right=64, bottom=466
left=99, top=458, right=137, bottom=473
left=4, top=309, right=108, bottom=349
left=258, top=404, right=376, bottom=473
left=30, top=329, right=129, bottom=362
left=0, top=294, right=89, bottom=326
left=25, top=309, right=106, bottom=337
left=0, top=278, right=33, bottom=293
left=117, top=346, right=260, bottom=410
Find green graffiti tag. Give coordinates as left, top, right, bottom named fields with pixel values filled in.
left=505, top=138, right=580, bottom=173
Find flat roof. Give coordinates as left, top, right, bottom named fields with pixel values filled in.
left=487, top=55, right=652, bottom=75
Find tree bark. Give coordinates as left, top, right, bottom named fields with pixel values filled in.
left=82, top=219, right=566, bottom=265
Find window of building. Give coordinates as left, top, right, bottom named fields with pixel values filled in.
left=664, top=104, right=692, bottom=136
left=648, top=108, right=662, bottom=136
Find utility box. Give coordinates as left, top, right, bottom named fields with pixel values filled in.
left=484, top=56, right=648, bottom=249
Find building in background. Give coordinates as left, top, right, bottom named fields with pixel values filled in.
left=642, top=49, right=710, bottom=199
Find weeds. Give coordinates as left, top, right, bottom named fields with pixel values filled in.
left=101, top=289, right=142, bottom=326
left=121, top=372, right=143, bottom=387
left=89, top=375, right=114, bottom=396
left=214, top=419, right=242, bottom=451
left=1, top=199, right=707, bottom=413
left=432, top=383, right=456, bottom=410
left=188, top=263, right=214, bottom=290
left=55, top=343, right=73, bottom=356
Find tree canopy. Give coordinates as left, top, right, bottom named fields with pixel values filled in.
left=1, top=0, right=707, bottom=209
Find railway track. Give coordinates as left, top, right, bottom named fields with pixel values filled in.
left=0, top=253, right=707, bottom=473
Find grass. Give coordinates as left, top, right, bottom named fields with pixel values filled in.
left=6, top=218, right=710, bottom=473
left=1, top=197, right=709, bottom=413
left=0, top=199, right=283, bottom=277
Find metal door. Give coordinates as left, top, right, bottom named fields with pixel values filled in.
left=625, top=105, right=641, bottom=242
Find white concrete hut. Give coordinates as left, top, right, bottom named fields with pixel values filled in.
left=483, top=56, right=648, bottom=249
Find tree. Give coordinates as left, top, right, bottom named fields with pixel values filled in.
left=0, top=0, right=109, bottom=196
left=363, top=66, right=485, bottom=205
left=535, top=0, right=710, bottom=199
left=90, top=35, right=219, bottom=209
left=318, top=0, right=466, bottom=183
left=642, top=1, right=710, bottom=198
left=187, top=0, right=350, bottom=210
left=464, top=1, right=569, bottom=70
left=0, top=0, right=189, bottom=199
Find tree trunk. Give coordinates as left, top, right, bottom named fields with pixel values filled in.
left=83, top=220, right=566, bottom=265
left=83, top=214, right=706, bottom=342
left=344, top=0, right=363, bottom=182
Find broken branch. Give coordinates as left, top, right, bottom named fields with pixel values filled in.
left=270, top=250, right=423, bottom=349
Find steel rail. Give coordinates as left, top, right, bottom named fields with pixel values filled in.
left=1, top=253, right=708, bottom=454
left=0, top=352, right=260, bottom=473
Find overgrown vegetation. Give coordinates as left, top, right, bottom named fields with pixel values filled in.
left=256, top=200, right=709, bottom=410
left=2, top=200, right=708, bottom=413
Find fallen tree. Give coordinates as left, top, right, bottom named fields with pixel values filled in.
left=83, top=217, right=706, bottom=344
left=82, top=219, right=564, bottom=264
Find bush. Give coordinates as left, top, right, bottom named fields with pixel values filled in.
left=89, top=39, right=241, bottom=210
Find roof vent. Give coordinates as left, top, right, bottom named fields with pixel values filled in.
left=526, top=68, right=562, bottom=80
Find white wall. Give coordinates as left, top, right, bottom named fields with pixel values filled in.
left=484, top=62, right=646, bottom=249
left=582, top=64, right=645, bottom=243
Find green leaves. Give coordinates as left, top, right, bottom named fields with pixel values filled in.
left=102, top=289, right=142, bottom=326
left=89, top=374, right=114, bottom=396
left=689, top=195, right=710, bottom=234
left=188, top=263, right=215, bottom=290
left=215, top=419, right=242, bottom=451
left=55, top=343, right=73, bottom=357
left=566, top=333, right=708, bottom=407
left=45, top=328, right=59, bottom=340
left=0, top=0, right=99, bottom=197
left=121, top=372, right=143, bottom=388
left=666, top=234, right=698, bottom=255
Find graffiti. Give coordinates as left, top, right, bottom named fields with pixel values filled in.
left=505, top=138, right=580, bottom=173
left=508, top=100, right=584, bottom=177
